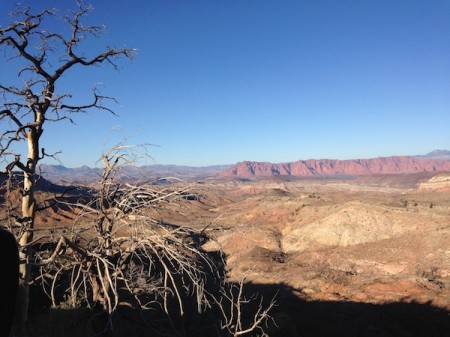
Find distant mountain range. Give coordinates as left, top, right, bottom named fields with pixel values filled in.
left=218, top=150, right=450, bottom=178
left=38, top=150, right=450, bottom=183
left=413, top=149, right=450, bottom=160
left=38, top=163, right=230, bottom=184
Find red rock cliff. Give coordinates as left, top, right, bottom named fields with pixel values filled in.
left=218, top=156, right=450, bottom=178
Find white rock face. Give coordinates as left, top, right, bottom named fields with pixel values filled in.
left=282, top=201, right=413, bottom=253
left=418, top=174, right=450, bottom=191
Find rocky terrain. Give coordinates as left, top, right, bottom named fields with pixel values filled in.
left=166, top=173, right=450, bottom=307
left=5, top=152, right=450, bottom=336
left=142, top=172, right=450, bottom=335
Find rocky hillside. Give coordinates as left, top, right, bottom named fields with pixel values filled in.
left=418, top=173, right=450, bottom=191
left=218, top=152, right=450, bottom=178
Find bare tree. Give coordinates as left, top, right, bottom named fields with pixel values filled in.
left=0, top=3, right=276, bottom=335
left=32, top=142, right=217, bottom=335
left=0, top=2, right=134, bottom=325
left=32, top=142, right=275, bottom=336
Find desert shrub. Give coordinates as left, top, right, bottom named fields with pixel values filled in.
left=25, top=143, right=275, bottom=337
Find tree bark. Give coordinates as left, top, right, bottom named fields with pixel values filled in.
left=16, top=130, right=38, bottom=326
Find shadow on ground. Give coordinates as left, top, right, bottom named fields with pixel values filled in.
left=248, top=282, right=450, bottom=337
left=15, top=282, right=450, bottom=337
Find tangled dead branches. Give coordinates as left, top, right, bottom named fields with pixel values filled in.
left=27, top=143, right=275, bottom=336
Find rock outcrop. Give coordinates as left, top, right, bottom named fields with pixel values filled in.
left=418, top=173, right=450, bottom=191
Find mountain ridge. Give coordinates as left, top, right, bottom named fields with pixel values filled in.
left=38, top=163, right=231, bottom=183
left=218, top=152, right=450, bottom=178
left=38, top=150, right=450, bottom=182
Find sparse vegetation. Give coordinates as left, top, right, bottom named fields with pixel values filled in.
left=400, top=198, right=409, bottom=207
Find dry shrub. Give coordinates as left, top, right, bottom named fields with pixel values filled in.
left=27, top=143, right=275, bottom=336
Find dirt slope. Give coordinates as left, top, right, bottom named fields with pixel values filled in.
left=194, top=175, right=450, bottom=310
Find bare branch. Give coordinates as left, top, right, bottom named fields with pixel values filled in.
left=0, top=109, right=26, bottom=133
left=215, top=278, right=277, bottom=337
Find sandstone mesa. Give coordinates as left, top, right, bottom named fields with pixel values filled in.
left=218, top=155, right=450, bottom=178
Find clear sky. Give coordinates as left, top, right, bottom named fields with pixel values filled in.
left=1, top=1, right=449, bottom=167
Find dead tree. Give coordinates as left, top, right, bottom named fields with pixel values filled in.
left=0, top=3, right=134, bottom=325
left=32, top=143, right=275, bottom=336
left=33, top=143, right=219, bottom=335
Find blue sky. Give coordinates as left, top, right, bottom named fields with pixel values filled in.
left=1, top=1, right=449, bottom=167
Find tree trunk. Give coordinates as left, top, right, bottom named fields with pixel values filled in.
left=16, top=131, right=38, bottom=327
